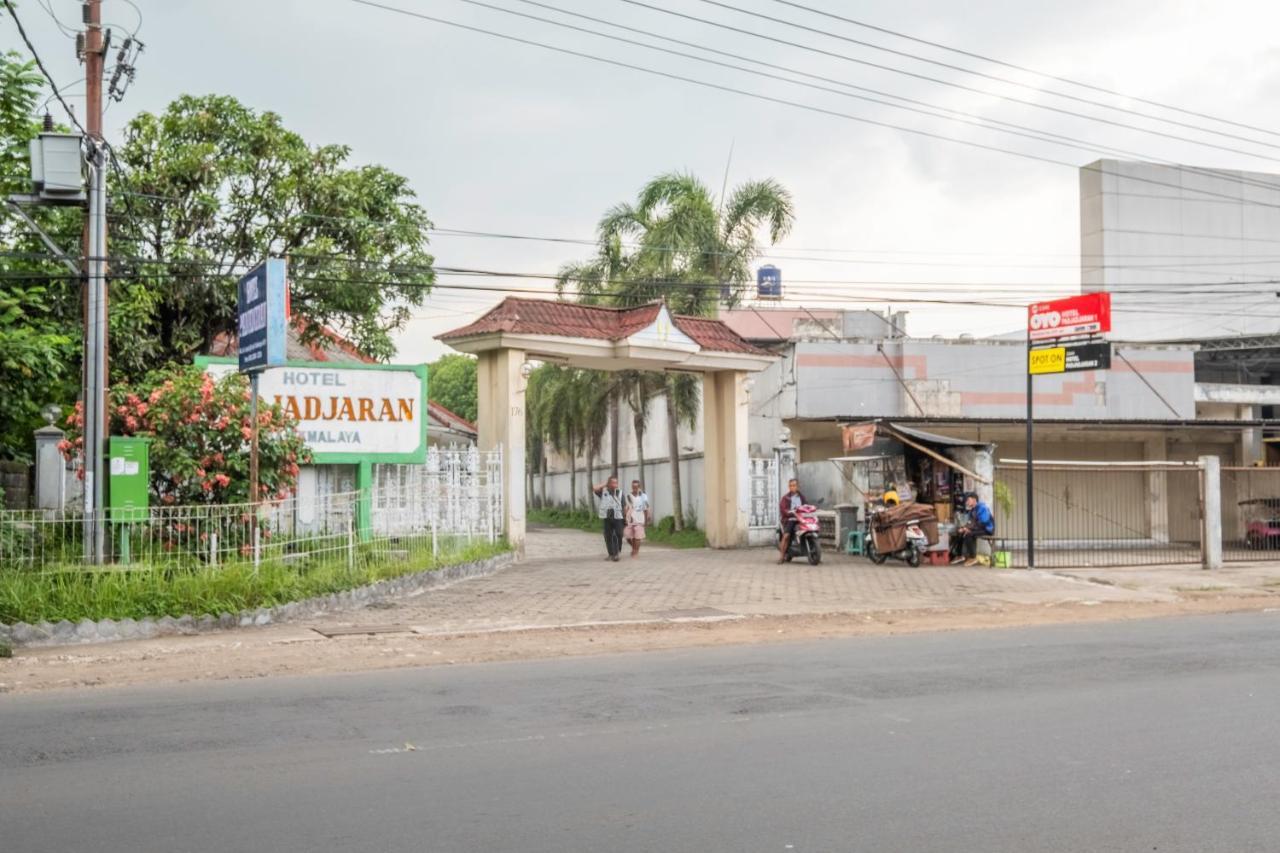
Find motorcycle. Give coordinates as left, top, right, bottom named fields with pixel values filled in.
left=866, top=502, right=938, bottom=567
left=778, top=503, right=823, bottom=565
left=866, top=520, right=929, bottom=567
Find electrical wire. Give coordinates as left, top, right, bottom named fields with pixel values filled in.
left=3, top=0, right=88, bottom=135
left=35, top=0, right=77, bottom=38
left=690, top=0, right=1280, bottom=150
left=617, top=0, right=1280, bottom=161
left=343, top=0, right=1280, bottom=214
left=459, top=0, right=1280, bottom=198
left=770, top=0, right=1280, bottom=141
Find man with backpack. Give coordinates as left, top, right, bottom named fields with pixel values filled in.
left=593, top=475, right=626, bottom=562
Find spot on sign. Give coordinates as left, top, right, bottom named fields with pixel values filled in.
left=1028, top=347, right=1066, bottom=375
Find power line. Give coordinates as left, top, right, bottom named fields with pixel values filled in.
left=693, top=0, right=1280, bottom=150
left=618, top=0, right=1280, bottom=162
left=463, top=0, right=1280, bottom=198
left=343, top=1, right=1280, bottom=214
left=3, top=0, right=88, bottom=135
left=770, top=0, right=1280, bottom=141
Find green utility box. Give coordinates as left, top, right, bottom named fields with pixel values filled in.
left=108, top=436, right=151, bottom=523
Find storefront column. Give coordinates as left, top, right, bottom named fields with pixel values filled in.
left=703, top=370, right=749, bottom=548
left=1144, top=436, right=1170, bottom=544
left=477, top=347, right=526, bottom=557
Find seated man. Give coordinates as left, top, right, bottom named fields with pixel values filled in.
left=952, top=492, right=995, bottom=567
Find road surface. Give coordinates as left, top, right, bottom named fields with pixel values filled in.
left=3, top=613, right=1279, bottom=852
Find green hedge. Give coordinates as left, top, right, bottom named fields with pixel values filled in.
left=0, top=539, right=510, bottom=626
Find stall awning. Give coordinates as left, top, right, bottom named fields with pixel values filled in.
left=881, top=422, right=992, bottom=449
left=879, top=422, right=991, bottom=485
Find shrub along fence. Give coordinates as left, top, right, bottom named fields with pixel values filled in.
left=0, top=449, right=508, bottom=626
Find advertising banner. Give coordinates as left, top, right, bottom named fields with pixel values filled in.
left=1027, top=292, right=1112, bottom=342
left=236, top=259, right=288, bottom=373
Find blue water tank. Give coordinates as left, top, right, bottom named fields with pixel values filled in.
left=757, top=265, right=782, bottom=299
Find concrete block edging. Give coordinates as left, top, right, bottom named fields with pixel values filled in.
left=0, top=551, right=515, bottom=649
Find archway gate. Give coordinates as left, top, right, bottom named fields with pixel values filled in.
left=438, top=298, right=777, bottom=555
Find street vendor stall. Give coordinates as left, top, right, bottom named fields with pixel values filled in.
left=828, top=421, right=994, bottom=561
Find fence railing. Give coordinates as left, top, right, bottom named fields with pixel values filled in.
left=0, top=448, right=504, bottom=572
left=994, top=461, right=1205, bottom=568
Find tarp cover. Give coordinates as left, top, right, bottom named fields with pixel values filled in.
left=870, top=501, right=939, bottom=548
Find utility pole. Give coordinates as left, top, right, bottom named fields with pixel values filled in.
left=81, top=0, right=108, bottom=563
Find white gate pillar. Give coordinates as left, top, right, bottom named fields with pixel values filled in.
left=477, top=347, right=526, bottom=557
left=703, top=370, right=749, bottom=548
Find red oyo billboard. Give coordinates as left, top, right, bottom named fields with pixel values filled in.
left=1027, top=292, right=1111, bottom=342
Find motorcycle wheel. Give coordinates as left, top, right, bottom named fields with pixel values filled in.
left=906, top=546, right=921, bottom=568
left=868, top=540, right=887, bottom=565
left=783, top=549, right=794, bottom=563
left=807, top=537, right=822, bottom=565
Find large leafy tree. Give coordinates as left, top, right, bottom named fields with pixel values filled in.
left=105, top=94, right=435, bottom=378
left=0, top=51, right=80, bottom=460
left=427, top=353, right=477, bottom=423
left=554, top=171, right=794, bottom=528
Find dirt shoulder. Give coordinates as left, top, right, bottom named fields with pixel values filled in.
left=3, top=593, right=1277, bottom=696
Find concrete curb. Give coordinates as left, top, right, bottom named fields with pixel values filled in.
left=0, top=551, right=515, bottom=649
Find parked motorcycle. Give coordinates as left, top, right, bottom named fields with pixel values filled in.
left=866, top=502, right=939, bottom=567
left=866, top=520, right=929, bottom=567
left=778, top=503, right=823, bottom=565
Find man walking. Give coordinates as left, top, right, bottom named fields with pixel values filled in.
left=593, top=475, right=626, bottom=562
left=624, top=479, right=652, bottom=558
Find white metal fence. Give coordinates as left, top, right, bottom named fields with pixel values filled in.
left=0, top=448, right=503, bottom=571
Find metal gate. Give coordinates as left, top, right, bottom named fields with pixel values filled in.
left=994, top=460, right=1204, bottom=568
left=748, top=457, right=778, bottom=544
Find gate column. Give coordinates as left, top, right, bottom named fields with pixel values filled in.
left=703, top=370, right=749, bottom=548
left=477, top=347, right=526, bottom=557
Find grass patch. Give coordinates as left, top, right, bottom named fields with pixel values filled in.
left=0, top=640, right=11, bottom=658
left=0, top=538, right=510, bottom=626
left=528, top=507, right=707, bottom=549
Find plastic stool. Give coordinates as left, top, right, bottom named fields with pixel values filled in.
left=845, top=529, right=864, bottom=555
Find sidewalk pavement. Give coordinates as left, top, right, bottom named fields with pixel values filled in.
left=8, top=525, right=1280, bottom=694
left=308, top=526, right=1280, bottom=636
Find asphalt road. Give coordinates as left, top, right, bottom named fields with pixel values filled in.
left=3, top=614, right=1280, bottom=852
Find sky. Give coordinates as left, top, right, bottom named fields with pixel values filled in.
left=10, top=0, right=1280, bottom=361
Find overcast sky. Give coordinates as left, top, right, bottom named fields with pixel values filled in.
left=11, top=0, right=1280, bottom=361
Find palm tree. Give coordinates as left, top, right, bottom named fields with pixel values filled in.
left=556, top=170, right=794, bottom=529
left=620, top=370, right=665, bottom=491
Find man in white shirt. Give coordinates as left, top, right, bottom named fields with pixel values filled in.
left=624, top=480, right=653, bottom=558
left=593, top=475, right=626, bottom=562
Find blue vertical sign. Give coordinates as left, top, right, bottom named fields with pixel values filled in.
left=236, top=258, right=288, bottom=373
left=757, top=265, right=782, bottom=299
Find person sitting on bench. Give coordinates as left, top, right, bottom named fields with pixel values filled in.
left=952, top=492, right=994, bottom=567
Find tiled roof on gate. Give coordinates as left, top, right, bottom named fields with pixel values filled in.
left=437, top=296, right=769, bottom=355
left=672, top=315, right=773, bottom=355
left=438, top=297, right=660, bottom=342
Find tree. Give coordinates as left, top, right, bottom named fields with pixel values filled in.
left=62, top=365, right=311, bottom=506
left=557, top=171, right=794, bottom=528
left=105, top=94, right=436, bottom=379
left=427, top=353, right=477, bottom=423
left=0, top=51, right=80, bottom=459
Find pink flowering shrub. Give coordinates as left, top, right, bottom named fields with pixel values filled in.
left=62, top=365, right=311, bottom=505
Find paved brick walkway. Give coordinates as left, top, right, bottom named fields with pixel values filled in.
left=313, top=526, right=1174, bottom=635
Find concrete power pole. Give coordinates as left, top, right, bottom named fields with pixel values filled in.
left=82, top=0, right=108, bottom=563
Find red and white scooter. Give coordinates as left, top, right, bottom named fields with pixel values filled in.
left=778, top=504, right=823, bottom=565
